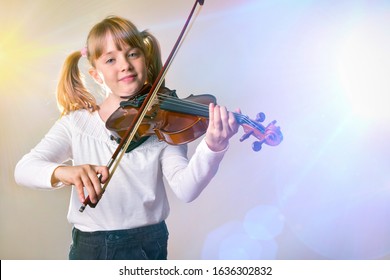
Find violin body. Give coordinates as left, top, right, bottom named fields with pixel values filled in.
left=106, top=87, right=216, bottom=145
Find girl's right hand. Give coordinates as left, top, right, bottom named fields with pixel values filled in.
left=51, top=165, right=109, bottom=204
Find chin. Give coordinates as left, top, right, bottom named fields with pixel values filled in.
left=119, top=90, right=141, bottom=99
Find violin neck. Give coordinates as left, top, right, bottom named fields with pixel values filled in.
left=159, top=95, right=265, bottom=132
left=160, top=96, right=248, bottom=124
left=232, top=112, right=244, bottom=124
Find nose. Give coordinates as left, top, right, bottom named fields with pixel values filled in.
left=120, top=55, right=133, bottom=72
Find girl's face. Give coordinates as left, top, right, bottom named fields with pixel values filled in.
left=89, top=33, right=147, bottom=101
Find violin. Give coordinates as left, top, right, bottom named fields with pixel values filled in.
left=79, top=0, right=282, bottom=212
left=106, top=84, right=283, bottom=152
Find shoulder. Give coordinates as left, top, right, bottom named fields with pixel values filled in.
left=62, top=109, right=94, bottom=121
left=59, top=109, right=108, bottom=139
left=61, top=109, right=99, bottom=126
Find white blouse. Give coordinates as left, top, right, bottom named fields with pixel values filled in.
left=14, top=109, right=227, bottom=232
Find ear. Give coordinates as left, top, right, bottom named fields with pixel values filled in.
left=89, top=67, right=103, bottom=84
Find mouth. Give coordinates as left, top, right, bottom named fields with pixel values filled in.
left=119, top=74, right=136, bottom=82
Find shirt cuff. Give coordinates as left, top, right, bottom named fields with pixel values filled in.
left=199, top=137, right=229, bottom=155
left=49, top=164, right=69, bottom=188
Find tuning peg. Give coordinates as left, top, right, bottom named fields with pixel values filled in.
left=252, top=141, right=263, bottom=152
left=256, top=112, right=266, bottom=122
left=239, top=131, right=253, bottom=142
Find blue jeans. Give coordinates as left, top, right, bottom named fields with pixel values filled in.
left=69, top=221, right=169, bottom=260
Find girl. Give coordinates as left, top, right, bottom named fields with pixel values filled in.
left=14, top=16, right=239, bottom=260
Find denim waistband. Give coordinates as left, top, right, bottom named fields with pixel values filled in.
left=72, top=221, right=168, bottom=245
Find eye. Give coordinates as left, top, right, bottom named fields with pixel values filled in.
left=105, top=58, right=115, bottom=64
left=128, top=50, right=140, bottom=58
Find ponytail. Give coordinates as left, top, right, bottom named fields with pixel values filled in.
left=141, top=31, right=164, bottom=87
left=56, top=51, right=98, bottom=116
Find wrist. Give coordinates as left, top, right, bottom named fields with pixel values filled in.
left=51, top=165, right=66, bottom=188
left=205, top=139, right=229, bottom=152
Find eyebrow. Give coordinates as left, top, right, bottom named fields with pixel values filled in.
left=101, top=50, right=115, bottom=56
left=102, top=46, right=135, bottom=56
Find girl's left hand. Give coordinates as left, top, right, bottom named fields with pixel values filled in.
left=205, top=103, right=240, bottom=152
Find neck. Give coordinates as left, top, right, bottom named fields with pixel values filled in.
left=99, top=94, right=123, bottom=122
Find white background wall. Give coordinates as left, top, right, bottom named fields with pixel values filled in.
left=1, top=0, right=389, bottom=260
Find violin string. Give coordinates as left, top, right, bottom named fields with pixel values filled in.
left=132, top=93, right=265, bottom=132
left=136, top=94, right=209, bottom=114
left=158, top=95, right=209, bottom=113
left=156, top=95, right=265, bottom=132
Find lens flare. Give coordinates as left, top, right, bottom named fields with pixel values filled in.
left=337, top=18, right=390, bottom=121
left=0, top=27, right=52, bottom=93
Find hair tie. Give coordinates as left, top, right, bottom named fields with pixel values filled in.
left=80, top=47, right=88, bottom=57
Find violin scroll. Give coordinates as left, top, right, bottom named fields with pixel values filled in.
left=238, top=112, right=283, bottom=152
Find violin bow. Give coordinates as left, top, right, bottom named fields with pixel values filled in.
left=80, top=0, right=205, bottom=212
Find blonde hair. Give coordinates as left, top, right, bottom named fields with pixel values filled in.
left=56, top=16, right=163, bottom=116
